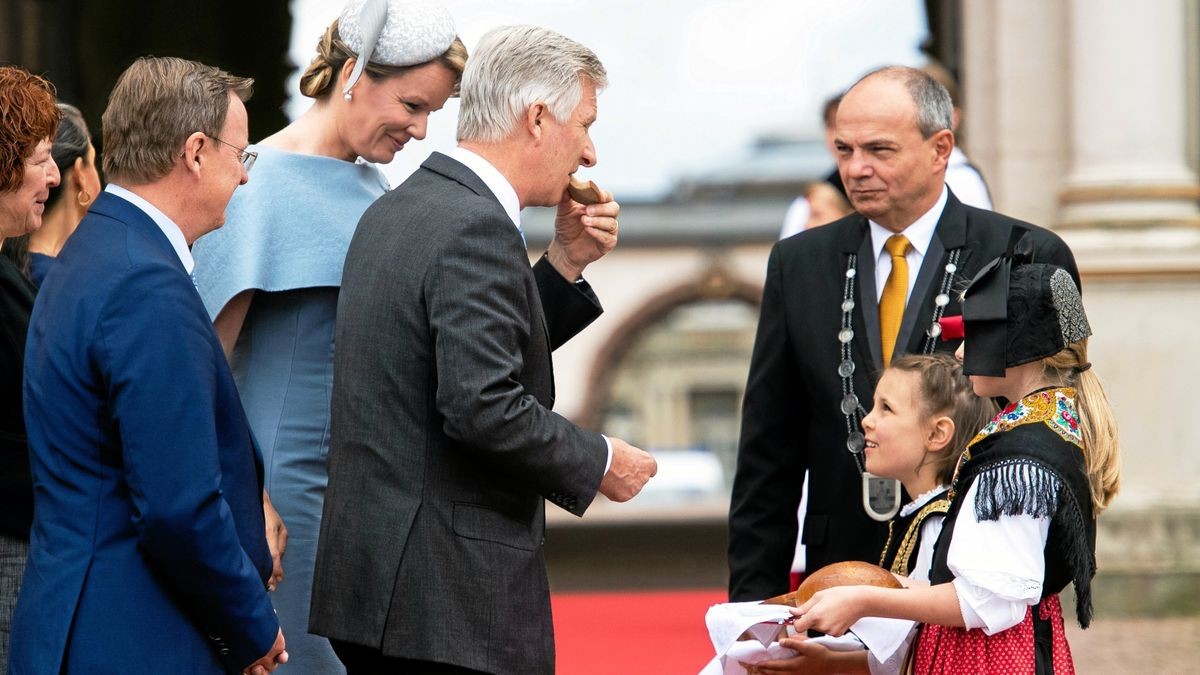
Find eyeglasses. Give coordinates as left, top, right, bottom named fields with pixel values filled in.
left=208, top=134, right=257, bottom=171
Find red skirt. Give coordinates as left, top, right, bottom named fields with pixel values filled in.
left=912, top=594, right=1075, bottom=674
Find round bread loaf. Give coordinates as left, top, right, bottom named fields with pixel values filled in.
left=761, top=561, right=902, bottom=607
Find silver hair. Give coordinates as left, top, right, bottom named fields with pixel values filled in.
left=853, top=65, right=952, bottom=139
left=456, top=25, right=607, bottom=143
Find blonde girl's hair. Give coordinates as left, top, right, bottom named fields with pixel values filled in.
left=888, top=353, right=998, bottom=485
left=1043, top=339, right=1121, bottom=514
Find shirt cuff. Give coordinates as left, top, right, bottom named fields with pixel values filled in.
left=602, top=435, right=613, bottom=475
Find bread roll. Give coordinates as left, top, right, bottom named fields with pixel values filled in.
left=567, top=176, right=603, bottom=205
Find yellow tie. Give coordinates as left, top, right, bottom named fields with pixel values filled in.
left=879, top=234, right=911, bottom=366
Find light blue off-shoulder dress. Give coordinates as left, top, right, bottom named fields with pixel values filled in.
left=192, top=146, right=388, bottom=674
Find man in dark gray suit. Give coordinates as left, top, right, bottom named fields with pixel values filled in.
left=309, top=25, right=657, bottom=674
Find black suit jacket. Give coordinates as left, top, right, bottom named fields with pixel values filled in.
left=0, top=254, right=35, bottom=538
left=310, top=153, right=609, bottom=674
left=727, top=190, right=1079, bottom=601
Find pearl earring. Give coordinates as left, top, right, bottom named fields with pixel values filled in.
left=344, top=90, right=353, bottom=102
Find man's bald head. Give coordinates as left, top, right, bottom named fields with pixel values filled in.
left=846, top=66, right=952, bottom=139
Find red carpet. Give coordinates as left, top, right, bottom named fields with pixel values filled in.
left=552, top=588, right=726, bottom=674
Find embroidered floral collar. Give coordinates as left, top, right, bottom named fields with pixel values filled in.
left=967, top=387, right=1083, bottom=450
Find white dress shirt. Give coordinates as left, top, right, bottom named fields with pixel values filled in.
left=105, top=184, right=194, bottom=274
left=868, top=185, right=947, bottom=303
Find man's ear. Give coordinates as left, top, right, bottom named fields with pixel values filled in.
left=927, top=416, right=955, bottom=453
left=931, top=129, right=954, bottom=169
left=525, top=102, right=547, bottom=140
left=180, top=131, right=207, bottom=176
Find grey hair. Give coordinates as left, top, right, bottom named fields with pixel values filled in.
left=853, top=65, right=952, bottom=139
left=456, top=25, right=607, bottom=143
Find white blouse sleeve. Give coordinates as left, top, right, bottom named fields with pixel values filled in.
left=947, top=470, right=1054, bottom=635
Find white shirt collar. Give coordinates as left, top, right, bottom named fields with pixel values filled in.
left=105, top=183, right=194, bottom=273
left=900, top=484, right=949, bottom=517
left=446, top=146, right=522, bottom=229
left=868, top=184, right=948, bottom=261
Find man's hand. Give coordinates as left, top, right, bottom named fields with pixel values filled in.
left=598, top=437, right=656, bottom=502
left=243, top=628, right=287, bottom=675
left=263, top=489, right=287, bottom=592
left=546, top=186, right=619, bottom=282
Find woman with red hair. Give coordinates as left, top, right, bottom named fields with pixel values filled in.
left=0, top=64, right=60, bottom=668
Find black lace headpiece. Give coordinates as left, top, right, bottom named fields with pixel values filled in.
left=960, top=232, right=1091, bottom=376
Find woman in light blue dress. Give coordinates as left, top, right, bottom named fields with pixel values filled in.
left=192, top=1, right=466, bottom=671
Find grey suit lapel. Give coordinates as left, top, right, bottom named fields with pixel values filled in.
left=423, top=151, right=504, bottom=207
left=423, top=152, right=556, bottom=371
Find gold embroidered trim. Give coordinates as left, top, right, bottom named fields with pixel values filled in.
left=879, top=498, right=951, bottom=575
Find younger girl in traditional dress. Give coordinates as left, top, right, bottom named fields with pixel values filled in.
left=750, top=353, right=995, bottom=675
left=789, top=252, right=1120, bottom=675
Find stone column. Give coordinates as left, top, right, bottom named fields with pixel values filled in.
left=961, top=0, right=1071, bottom=227
left=1060, top=0, right=1200, bottom=226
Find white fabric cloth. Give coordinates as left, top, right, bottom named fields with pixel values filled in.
left=948, top=469, right=1053, bottom=635
left=868, top=185, right=947, bottom=303
left=105, top=184, right=193, bottom=274
left=699, top=600, right=871, bottom=675
left=946, top=147, right=992, bottom=210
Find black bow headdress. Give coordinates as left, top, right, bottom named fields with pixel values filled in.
left=959, top=230, right=1091, bottom=376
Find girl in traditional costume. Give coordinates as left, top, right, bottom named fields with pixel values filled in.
left=788, top=247, right=1120, bottom=675
left=751, top=353, right=995, bottom=674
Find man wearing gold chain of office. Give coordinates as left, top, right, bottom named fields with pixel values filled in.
left=728, top=65, right=1081, bottom=602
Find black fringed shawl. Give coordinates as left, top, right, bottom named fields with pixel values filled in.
left=928, top=388, right=1097, bottom=628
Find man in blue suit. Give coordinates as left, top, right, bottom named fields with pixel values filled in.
left=10, top=56, right=286, bottom=674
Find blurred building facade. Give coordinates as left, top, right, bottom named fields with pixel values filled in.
left=540, top=0, right=1200, bottom=613
left=4, top=0, right=1195, bottom=613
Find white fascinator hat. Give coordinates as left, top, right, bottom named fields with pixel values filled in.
left=337, top=0, right=457, bottom=99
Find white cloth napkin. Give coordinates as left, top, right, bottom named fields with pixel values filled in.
left=847, top=616, right=916, bottom=665
left=705, top=601, right=793, bottom=654
left=701, top=602, right=916, bottom=675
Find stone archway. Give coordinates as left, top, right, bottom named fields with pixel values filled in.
left=577, top=263, right=762, bottom=491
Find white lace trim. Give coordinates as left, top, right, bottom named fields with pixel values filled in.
left=900, top=484, right=949, bottom=517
